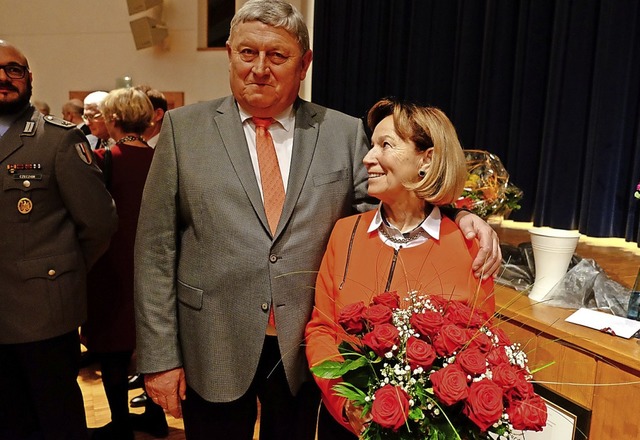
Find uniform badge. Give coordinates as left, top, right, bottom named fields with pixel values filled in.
left=17, top=197, right=32, bottom=214
left=7, top=163, right=42, bottom=174
left=23, top=121, right=36, bottom=135
left=75, top=142, right=93, bottom=165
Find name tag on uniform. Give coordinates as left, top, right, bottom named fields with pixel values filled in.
left=13, top=173, right=42, bottom=180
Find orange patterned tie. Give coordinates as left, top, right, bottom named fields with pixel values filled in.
left=253, top=117, right=284, bottom=332
left=253, top=117, right=285, bottom=235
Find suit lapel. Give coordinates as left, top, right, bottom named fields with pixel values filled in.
left=277, top=100, right=318, bottom=236
left=214, top=97, right=271, bottom=233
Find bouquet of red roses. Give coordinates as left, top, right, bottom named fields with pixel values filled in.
left=311, top=291, right=547, bottom=439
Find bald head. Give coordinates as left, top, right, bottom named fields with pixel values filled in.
left=0, top=40, right=33, bottom=116
left=0, top=40, right=29, bottom=67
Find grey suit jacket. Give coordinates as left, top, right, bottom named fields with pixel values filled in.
left=0, top=106, right=118, bottom=344
left=134, top=96, right=372, bottom=401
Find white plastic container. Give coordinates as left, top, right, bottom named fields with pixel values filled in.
left=528, top=227, right=580, bottom=302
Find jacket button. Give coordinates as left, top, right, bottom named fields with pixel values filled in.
left=23, top=180, right=31, bottom=188
left=261, top=303, right=269, bottom=311
left=269, top=254, right=278, bottom=263
left=48, top=269, right=56, bottom=277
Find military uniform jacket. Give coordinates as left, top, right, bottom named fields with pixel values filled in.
left=0, top=106, right=118, bottom=344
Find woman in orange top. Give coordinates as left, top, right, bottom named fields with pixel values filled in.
left=305, top=98, right=495, bottom=439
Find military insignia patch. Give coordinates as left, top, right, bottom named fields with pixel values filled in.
left=18, top=197, right=33, bottom=214
left=75, top=142, right=93, bottom=165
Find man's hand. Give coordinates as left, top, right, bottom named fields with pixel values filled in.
left=455, top=211, right=502, bottom=279
left=144, top=367, right=187, bottom=419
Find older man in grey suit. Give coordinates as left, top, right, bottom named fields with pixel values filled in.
left=134, top=1, right=501, bottom=439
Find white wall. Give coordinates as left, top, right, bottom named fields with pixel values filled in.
left=0, top=0, right=314, bottom=116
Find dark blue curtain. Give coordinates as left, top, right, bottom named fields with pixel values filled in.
left=311, top=0, right=640, bottom=242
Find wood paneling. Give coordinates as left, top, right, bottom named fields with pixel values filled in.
left=534, top=335, right=596, bottom=409
left=590, top=362, right=640, bottom=439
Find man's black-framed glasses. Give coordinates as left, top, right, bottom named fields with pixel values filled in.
left=0, top=64, right=29, bottom=80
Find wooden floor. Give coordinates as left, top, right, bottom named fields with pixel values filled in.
left=80, top=364, right=186, bottom=440
left=80, top=363, right=260, bottom=439
left=78, top=220, right=640, bottom=439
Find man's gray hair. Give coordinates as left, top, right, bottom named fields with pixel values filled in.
left=229, top=0, right=310, bottom=54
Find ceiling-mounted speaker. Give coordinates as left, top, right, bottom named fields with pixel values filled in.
left=127, top=0, right=162, bottom=15
left=129, top=16, right=168, bottom=50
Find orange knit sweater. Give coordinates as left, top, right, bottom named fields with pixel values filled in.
left=305, top=209, right=495, bottom=433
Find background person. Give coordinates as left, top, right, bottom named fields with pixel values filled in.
left=0, top=40, right=117, bottom=440
left=62, top=97, right=92, bottom=137
left=133, top=2, right=501, bottom=440
left=83, top=91, right=112, bottom=149
left=305, top=98, right=495, bottom=438
left=84, top=87, right=167, bottom=440
left=33, top=98, right=50, bottom=115
left=135, top=84, right=167, bottom=149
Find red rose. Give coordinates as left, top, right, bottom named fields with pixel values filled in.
left=433, top=324, right=468, bottom=356
left=491, top=363, right=519, bottom=390
left=426, top=295, right=448, bottom=311
left=507, top=394, right=548, bottom=431
left=455, top=347, right=488, bottom=376
left=337, top=301, right=366, bottom=334
left=370, top=384, right=410, bottom=431
left=463, top=379, right=504, bottom=431
left=430, top=364, right=469, bottom=406
left=406, top=337, right=436, bottom=371
left=362, top=323, right=399, bottom=357
left=492, top=327, right=513, bottom=346
left=410, top=309, right=444, bottom=339
left=364, top=304, right=393, bottom=327
left=372, top=291, right=400, bottom=309
left=505, top=371, right=534, bottom=401
left=466, top=329, right=492, bottom=353
left=444, top=301, right=485, bottom=329
left=486, top=346, right=510, bottom=367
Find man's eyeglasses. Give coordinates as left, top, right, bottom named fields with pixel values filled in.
left=0, top=64, right=29, bottom=80
left=82, top=113, right=104, bottom=123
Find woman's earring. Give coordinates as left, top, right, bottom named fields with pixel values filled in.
left=418, top=169, right=426, bottom=177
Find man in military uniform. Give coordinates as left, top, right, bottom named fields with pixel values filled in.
left=0, top=40, right=118, bottom=440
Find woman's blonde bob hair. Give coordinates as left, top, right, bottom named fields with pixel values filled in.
left=100, top=87, right=154, bottom=135
left=367, top=98, right=467, bottom=205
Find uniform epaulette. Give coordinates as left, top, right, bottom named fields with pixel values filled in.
left=43, top=114, right=76, bottom=129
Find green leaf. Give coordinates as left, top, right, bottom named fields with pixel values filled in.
left=310, top=355, right=371, bottom=379
left=332, top=382, right=367, bottom=405
left=337, top=355, right=369, bottom=375
left=409, top=406, right=424, bottom=422
left=310, top=360, right=344, bottom=379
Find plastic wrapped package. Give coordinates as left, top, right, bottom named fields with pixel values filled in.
left=496, top=243, right=631, bottom=317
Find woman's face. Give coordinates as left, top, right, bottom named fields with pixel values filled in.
left=364, top=115, right=425, bottom=204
